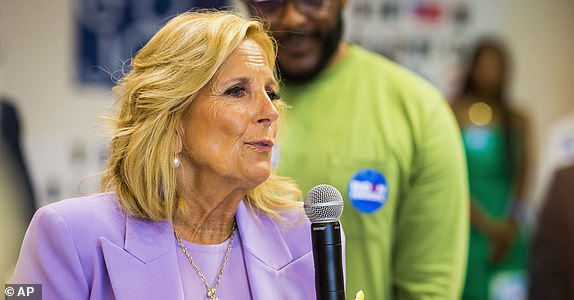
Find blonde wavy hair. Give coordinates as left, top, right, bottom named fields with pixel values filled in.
left=101, top=10, right=302, bottom=222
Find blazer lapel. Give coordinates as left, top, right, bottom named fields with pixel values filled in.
left=236, top=202, right=315, bottom=300
left=101, top=215, right=184, bottom=300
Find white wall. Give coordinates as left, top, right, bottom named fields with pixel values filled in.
left=1, top=0, right=573, bottom=208
left=499, top=0, right=574, bottom=208
left=1, top=0, right=114, bottom=206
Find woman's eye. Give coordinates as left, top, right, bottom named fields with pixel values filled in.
left=267, top=90, right=280, bottom=101
left=224, top=86, right=246, bottom=97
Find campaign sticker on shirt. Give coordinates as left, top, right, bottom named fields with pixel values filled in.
left=347, top=169, right=389, bottom=214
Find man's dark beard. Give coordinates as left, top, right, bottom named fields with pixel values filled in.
left=277, top=15, right=344, bottom=84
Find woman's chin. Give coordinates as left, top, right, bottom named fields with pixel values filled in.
left=244, top=168, right=272, bottom=188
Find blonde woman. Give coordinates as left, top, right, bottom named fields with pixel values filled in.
left=12, top=11, right=327, bottom=299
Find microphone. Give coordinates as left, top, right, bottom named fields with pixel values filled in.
left=304, top=184, right=345, bottom=300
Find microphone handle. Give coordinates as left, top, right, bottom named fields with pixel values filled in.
left=312, top=221, right=345, bottom=300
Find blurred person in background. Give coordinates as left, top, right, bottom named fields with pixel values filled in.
left=529, top=162, right=574, bottom=300
left=451, top=38, right=531, bottom=300
left=1, top=99, right=36, bottom=281
left=532, top=110, right=574, bottom=214
left=11, top=11, right=326, bottom=299
left=242, top=0, right=469, bottom=298
left=528, top=101, right=574, bottom=300
left=1, top=99, right=36, bottom=219
left=0, top=142, right=30, bottom=282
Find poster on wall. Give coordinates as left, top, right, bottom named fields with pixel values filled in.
left=76, top=0, right=227, bottom=86
left=344, top=0, right=475, bottom=101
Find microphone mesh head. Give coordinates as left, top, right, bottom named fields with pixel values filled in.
left=304, top=184, right=344, bottom=223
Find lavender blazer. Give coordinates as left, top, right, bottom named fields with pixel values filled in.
left=12, top=193, right=321, bottom=299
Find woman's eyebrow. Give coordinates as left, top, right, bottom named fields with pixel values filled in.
left=220, top=77, right=249, bottom=87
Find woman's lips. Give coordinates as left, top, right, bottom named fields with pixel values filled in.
left=245, top=140, right=274, bottom=152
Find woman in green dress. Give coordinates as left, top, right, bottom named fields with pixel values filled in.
left=452, top=38, right=530, bottom=300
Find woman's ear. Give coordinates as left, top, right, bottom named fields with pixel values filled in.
left=174, top=127, right=183, bottom=155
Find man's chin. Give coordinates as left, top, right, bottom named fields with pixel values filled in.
left=275, top=13, right=344, bottom=83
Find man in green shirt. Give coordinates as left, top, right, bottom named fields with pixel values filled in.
left=242, top=1, right=469, bottom=298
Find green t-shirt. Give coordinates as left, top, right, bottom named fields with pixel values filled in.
left=275, top=45, right=469, bottom=299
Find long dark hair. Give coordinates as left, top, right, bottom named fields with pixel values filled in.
left=460, top=37, right=518, bottom=177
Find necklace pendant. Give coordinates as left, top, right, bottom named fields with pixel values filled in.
left=206, top=288, right=216, bottom=298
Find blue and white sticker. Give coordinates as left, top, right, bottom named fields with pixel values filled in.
left=347, top=169, right=389, bottom=214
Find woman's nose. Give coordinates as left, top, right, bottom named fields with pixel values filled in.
left=257, top=94, right=279, bottom=127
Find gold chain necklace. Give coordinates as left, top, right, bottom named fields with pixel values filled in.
left=175, top=221, right=236, bottom=300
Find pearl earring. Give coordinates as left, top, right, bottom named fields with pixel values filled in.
left=173, top=157, right=181, bottom=168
